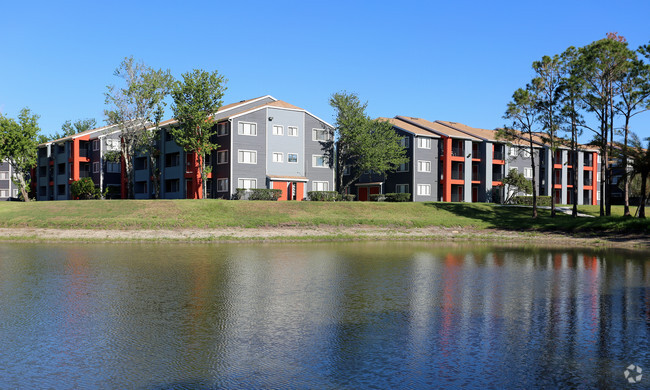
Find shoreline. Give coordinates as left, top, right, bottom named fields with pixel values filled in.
left=1, top=226, right=648, bottom=250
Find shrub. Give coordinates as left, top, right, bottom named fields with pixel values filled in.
left=511, top=195, right=551, bottom=207
left=339, top=194, right=356, bottom=201
left=248, top=188, right=282, bottom=201
left=234, top=188, right=248, bottom=200
left=369, top=194, right=386, bottom=202
left=70, top=177, right=103, bottom=200
left=309, top=191, right=338, bottom=201
left=384, top=193, right=411, bottom=202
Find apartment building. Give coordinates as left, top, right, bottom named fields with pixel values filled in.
left=349, top=116, right=601, bottom=205
left=131, top=96, right=335, bottom=200
left=0, top=161, right=20, bottom=200
left=35, top=125, right=122, bottom=200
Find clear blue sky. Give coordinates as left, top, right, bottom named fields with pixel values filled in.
left=1, top=0, right=649, bottom=142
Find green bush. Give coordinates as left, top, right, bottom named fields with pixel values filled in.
left=340, top=194, right=356, bottom=201
left=369, top=194, right=386, bottom=202
left=385, top=193, right=411, bottom=202
left=71, top=177, right=103, bottom=200
left=234, top=188, right=247, bottom=200
left=512, top=195, right=551, bottom=207
left=248, top=188, right=282, bottom=201
left=309, top=191, right=338, bottom=201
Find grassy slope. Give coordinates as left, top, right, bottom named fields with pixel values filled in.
left=0, top=200, right=648, bottom=234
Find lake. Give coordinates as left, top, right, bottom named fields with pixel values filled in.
left=0, top=242, right=649, bottom=388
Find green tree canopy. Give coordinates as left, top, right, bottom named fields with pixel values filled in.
left=329, top=91, right=408, bottom=194
left=170, top=69, right=227, bottom=199
left=0, top=108, right=41, bottom=201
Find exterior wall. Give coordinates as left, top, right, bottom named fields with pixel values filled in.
left=303, top=113, right=335, bottom=197
left=0, top=161, right=18, bottom=200
left=507, top=145, right=542, bottom=200
left=214, top=121, right=231, bottom=199
left=159, top=129, right=184, bottom=199
left=213, top=97, right=276, bottom=121
left=231, top=109, right=268, bottom=194
left=411, top=136, right=438, bottom=202
left=267, top=108, right=305, bottom=178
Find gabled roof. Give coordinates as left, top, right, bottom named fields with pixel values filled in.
left=378, top=117, right=440, bottom=137
left=436, top=120, right=499, bottom=142
left=396, top=116, right=481, bottom=141
left=227, top=99, right=333, bottom=128
left=40, top=123, right=121, bottom=146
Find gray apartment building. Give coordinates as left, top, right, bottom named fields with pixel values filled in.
left=131, top=96, right=336, bottom=200
left=0, top=160, right=20, bottom=201
left=348, top=116, right=601, bottom=205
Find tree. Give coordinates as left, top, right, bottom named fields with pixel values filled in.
left=0, top=108, right=41, bottom=201
left=329, top=92, right=408, bottom=194
left=575, top=35, right=635, bottom=216
left=70, top=177, right=103, bottom=200
left=614, top=47, right=650, bottom=216
left=499, top=86, right=540, bottom=218
left=532, top=54, right=565, bottom=217
left=104, top=56, right=172, bottom=199
left=500, top=168, right=533, bottom=204
left=623, top=134, right=650, bottom=218
left=170, top=69, right=227, bottom=199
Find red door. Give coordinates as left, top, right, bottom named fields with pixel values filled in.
left=369, top=186, right=380, bottom=196
left=358, top=187, right=368, bottom=201
left=186, top=179, right=193, bottom=199
left=472, top=187, right=478, bottom=202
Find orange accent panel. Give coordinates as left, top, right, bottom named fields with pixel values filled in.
left=272, top=181, right=288, bottom=201
left=592, top=152, right=598, bottom=206
left=443, top=137, right=451, bottom=202
left=296, top=182, right=304, bottom=201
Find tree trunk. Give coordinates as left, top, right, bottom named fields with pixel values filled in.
left=640, top=175, right=647, bottom=219
left=149, top=154, right=160, bottom=199
left=606, top=88, right=614, bottom=216
left=16, top=170, right=30, bottom=202
left=623, top=117, right=630, bottom=216
left=550, top=147, right=556, bottom=217
left=122, top=142, right=134, bottom=199
left=529, top=139, right=537, bottom=219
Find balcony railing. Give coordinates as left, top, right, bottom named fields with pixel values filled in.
left=492, top=172, right=503, bottom=181
left=584, top=178, right=592, bottom=186
left=452, top=171, right=463, bottom=180
left=472, top=172, right=480, bottom=181
left=493, top=151, right=504, bottom=160
left=451, top=147, right=464, bottom=157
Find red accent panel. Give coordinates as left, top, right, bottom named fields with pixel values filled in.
left=296, top=182, right=304, bottom=201
left=443, top=137, right=451, bottom=202
left=272, top=181, right=288, bottom=201
left=358, top=187, right=368, bottom=201
left=592, top=152, right=598, bottom=206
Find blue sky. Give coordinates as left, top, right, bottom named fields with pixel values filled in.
left=1, top=0, right=649, bottom=142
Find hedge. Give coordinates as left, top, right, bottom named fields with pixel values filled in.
left=512, top=195, right=551, bottom=206
left=234, top=188, right=282, bottom=200
left=369, top=194, right=386, bottom=202
left=308, top=191, right=338, bottom=201
left=384, top=193, right=411, bottom=202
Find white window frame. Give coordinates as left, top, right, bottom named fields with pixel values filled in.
left=509, top=146, right=518, bottom=157
left=417, top=184, right=431, bottom=196
left=272, top=125, right=284, bottom=136
left=238, top=121, right=257, bottom=136
left=238, top=150, right=257, bottom=164
left=217, top=178, right=228, bottom=192
left=417, top=137, right=431, bottom=149
left=312, top=154, right=328, bottom=168
left=400, top=137, right=409, bottom=148
left=0, top=190, right=8, bottom=198
left=272, top=152, right=284, bottom=163
left=312, top=128, right=329, bottom=141
left=312, top=181, right=329, bottom=191
left=92, top=140, right=99, bottom=151
left=12, top=189, right=18, bottom=198
left=287, top=153, right=298, bottom=164
left=217, top=123, right=228, bottom=136
left=288, top=126, right=298, bottom=137
left=0, top=172, right=8, bottom=180
left=597, top=190, right=601, bottom=201
left=397, top=162, right=409, bottom=172
left=107, top=162, right=120, bottom=173
left=93, top=162, right=100, bottom=173
left=238, top=178, right=257, bottom=190
left=396, top=184, right=409, bottom=193
left=524, top=167, right=533, bottom=179
left=417, top=160, right=431, bottom=173
left=217, top=150, right=229, bottom=164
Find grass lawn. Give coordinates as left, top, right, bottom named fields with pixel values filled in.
left=0, top=200, right=648, bottom=234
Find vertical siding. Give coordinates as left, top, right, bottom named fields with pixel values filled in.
left=232, top=109, right=267, bottom=192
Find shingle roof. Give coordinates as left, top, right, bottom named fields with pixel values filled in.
left=396, top=116, right=481, bottom=140
left=378, top=117, right=440, bottom=137
left=40, top=123, right=121, bottom=146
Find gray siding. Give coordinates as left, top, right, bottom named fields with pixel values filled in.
left=213, top=97, right=276, bottom=121
left=411, top=136, right=439, bottom=202
left=232, top=109, right=267, bottom=192
left=303, top=113, right=334, bottom=196
left=267, top=108, right=305, bottom=178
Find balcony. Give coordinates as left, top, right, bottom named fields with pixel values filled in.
left=492, top=172, right=503, bottom=181
left=493, top=151, right=504, bottom=160
left=452, top=147, right=464, bottom=157
left=472, top=172, right=480, bottom=181
left=452, top=171, right=463, bottom=180
left=584, top=178, right=592, bottom=186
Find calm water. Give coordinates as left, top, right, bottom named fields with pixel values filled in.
left=0, top=242, right=649, bottom=389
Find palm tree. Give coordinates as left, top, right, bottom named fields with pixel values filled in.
left=625, top=134, right=650, bottom=218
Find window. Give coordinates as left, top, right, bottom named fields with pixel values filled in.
left=217, top=150, right=228, bottom=164
left=165, top=129, right=174, bottom=142
left=342, top=166, right=351, bottom=175
left=106, top=163, right=120, bottom=173
left=597, top=190, right=601, bottom=201
left=417, top=160, right=431, bottom=172
left=287, top=153, right=298, bottom=163
left=273, top=152, right=283, bottom=163
left=237, top=178, right=257, bottom=189
left=165, top=179, right=179, bottom=193
left=312, top=155, right=328, bottom=168
left=204, top=153, right=212, bottom=166
left=312, top=181, right=329, bottom=191
left=0, top=172, right=7, bottom=180
left=217, top=123, right=228, bottom=136
left=288, top=126, right=298, bottom=136
left=135, top=181, right=148, bottom=194
left=524, top=167, right=533, bottom=179
left=58, top=163, right=66, bottom=175
left=312, top=128, right=329, bottom=141
left=509, top=146, right=518, bottom=157
left=57, top=184, right=65, bottom=196
left=597, top=171, right=601, bottom=182
left=238, top=122, right=257, bottom=136
left=106, top=138, right=119, bottom=151
left=165, top=152, right=180, bottom=167
left=238, top=150, right=257, bottom=164
left=217, top=178, right=229, bottom=192
left=396, top=184, right=409, bottom=193
left=418, top=137, right=431, bottom=149
left=92, top=140, right=99, bottom=151
left=135, top=157, right=148, bottom=170
left=93, top=162, right=100, bottom=173
left=0, top=190, right=7, bottom=198
left=400, top=137, right=409, bottom=148
left=397, top=162, right=409, bottom=172
left=417, top=184, right=431, bottom=196
left=272, top=125, right=284, bottom=136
